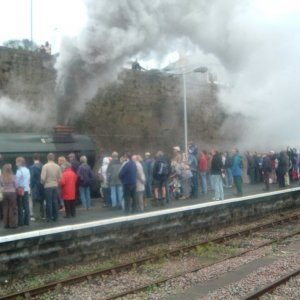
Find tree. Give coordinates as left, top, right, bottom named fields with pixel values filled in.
left=3, top=39, right=38, bottom=51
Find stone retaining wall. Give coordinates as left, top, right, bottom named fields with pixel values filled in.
left=1, top=189, right=299, bottom=280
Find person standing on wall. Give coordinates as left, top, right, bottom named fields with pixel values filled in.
left=16, top=157, right=31, bottom=226
left=41, top=153, right=62, bottom=222
left=232, top=148, right=243, bottom=197
left=0, top=164, right=18, bottom=228
left=77, top=156, right=94, bottom=210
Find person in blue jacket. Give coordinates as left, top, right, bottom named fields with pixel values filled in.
left=119, top=153, right=137, bottom=214
left=232, top=148, right=243, bottom=196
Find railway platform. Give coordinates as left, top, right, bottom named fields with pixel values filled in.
left=0, top=182, right=297, bottom=238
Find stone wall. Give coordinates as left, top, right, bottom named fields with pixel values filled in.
left=0, top=47, right=56, bottom=131
left=77, top=70, right=241, bottom=154
left=0, top=47, right=242, bottom=152
left=0, top=189, right=299, bottom=279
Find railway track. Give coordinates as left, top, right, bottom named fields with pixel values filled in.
left=243, top=268, right=300, bottom=300
left=1, top=213, right=299, bottom=300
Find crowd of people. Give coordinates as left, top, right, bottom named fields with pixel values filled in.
left=0, top=145, right=299, bottom=229
left=0, top=153, right=93, bottom=229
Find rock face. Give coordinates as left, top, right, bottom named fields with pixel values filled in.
left=0, top=47, right=242, bottom=153
left=77, top=70, right=242, bottom=153
left=0, top=47, right=56, bottom=131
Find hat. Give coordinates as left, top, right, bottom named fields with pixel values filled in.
left=173, top=146, right=181, bottom=152
left=145, top=152, right=151, bottom=156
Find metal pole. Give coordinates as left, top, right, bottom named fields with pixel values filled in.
left=30, top=0, right=33, bottom=50
left=183, top=72, right=188, bottom=155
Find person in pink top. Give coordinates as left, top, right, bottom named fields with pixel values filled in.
left=0, top=164, right=18, bottom=228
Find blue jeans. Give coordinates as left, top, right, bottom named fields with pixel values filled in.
left=17, top=191, right=29, bottom=226
left=110, top=185, right=123, bottom=208
left=79, top=186, right=91, bottom=209
left=44, top=187, right=59, bottom=221
left=211, top=175, right=224, bottom=200
left=144, top=178, right=153, bottom=198
left=200, top=172, right=207, bottom=194
left=190, top=171, right=198, bottom=198
left=123, top=184, right=136, bottom=213
left=225, top=168, right=233, bottom=187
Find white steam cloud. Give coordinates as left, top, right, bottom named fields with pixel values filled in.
left=55, top=0, right=300, bottom=149
left=0, top=96, right=52, bottom=129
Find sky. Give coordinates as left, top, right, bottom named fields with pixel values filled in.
left=0, top=0, right=299, bottom=66
left=0, top=0, right=87, bottom=53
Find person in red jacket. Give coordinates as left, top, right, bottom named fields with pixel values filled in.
left=198, top=150, right=209, bottom=194
left=60, top=163, right=77, bottom=218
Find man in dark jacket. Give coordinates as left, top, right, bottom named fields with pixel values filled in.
left=30, top=153, right=44, bottom=220
left=152, top=151, right=170, bottom=206
left=119, top=153, right=137, bottom=214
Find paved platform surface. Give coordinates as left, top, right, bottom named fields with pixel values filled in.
left=0, top=182, right=297, bottom=237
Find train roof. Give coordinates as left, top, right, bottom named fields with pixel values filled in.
left=0, top=133, right=95, bottom=154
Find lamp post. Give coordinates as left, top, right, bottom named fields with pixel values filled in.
left=30, top=0, right=33, bottom=50
left=165, top=66, right=208, bottom=154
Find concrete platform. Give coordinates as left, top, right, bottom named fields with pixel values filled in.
left=0, top=183, right=297, bottom=239
left=0, top=183, right=300, bottom=279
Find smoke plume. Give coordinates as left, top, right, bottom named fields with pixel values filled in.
left=0, top=96, right=53, bottom=129
left=56, top=0, right=300, bottom=149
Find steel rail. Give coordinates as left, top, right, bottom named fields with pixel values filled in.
left=0, top=213, right=299, bottom=300
left=104, top=228, right=300, bottom=299
left=243, top=268, right=300, bottom=300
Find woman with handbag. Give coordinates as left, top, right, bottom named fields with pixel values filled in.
left=0, top=164, right=18, bottom=228
left=16, top=157, right=31, bottom=226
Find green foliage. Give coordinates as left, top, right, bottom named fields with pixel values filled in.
left=3, top=39, right=38, bottom=51
left=192, top=242, right=240, bottom=258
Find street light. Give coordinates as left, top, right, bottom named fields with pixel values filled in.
left=164, top=65, right=208, bottom=154
left=30, top=0, right=33, bottom=50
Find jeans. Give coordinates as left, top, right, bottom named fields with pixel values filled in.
left=144, top=178, right=153, bottom=198
left=211, top=175, right=224, bottom=200
left=233, top=176, right=243, bottom=195
left=110, top=185, right=123, bottom=208
left=17, top=191, right=29, bottom=226
left=135, top=191, right=144, bottom=212
left=225, top=168, right=233, bottom=187
left=44, top=187, right=59, bottom=221
left=200, top=172, right=207, bottom=194
left=64, top=200, right=76, bottom=217
left=190, top=171, right=198, bottom=198
left=123, top=184, right=136, bottom=213
left=79, top=186, right=91, bottom=209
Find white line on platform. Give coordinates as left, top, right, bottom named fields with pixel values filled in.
left=1, top=187, right=300, bottom=244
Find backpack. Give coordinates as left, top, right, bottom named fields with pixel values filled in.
left=157, top=161, right=169, bottom=176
